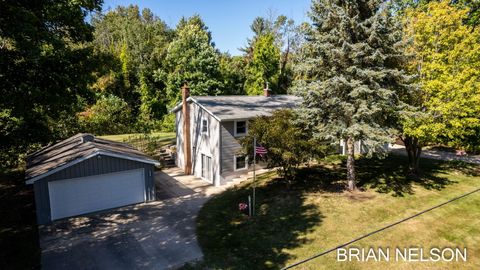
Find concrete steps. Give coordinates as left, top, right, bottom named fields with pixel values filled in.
left=224, top=168, right=273, bottom=188
left=159, top=147, right=175, bottom=168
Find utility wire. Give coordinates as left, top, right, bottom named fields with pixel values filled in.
left=282, top=187, right=480, bottom=269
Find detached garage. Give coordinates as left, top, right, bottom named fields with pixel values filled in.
left=25, top=133, right=160, bottom=224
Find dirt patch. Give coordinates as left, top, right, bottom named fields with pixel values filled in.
left=345, top=191, right=376, bottom=201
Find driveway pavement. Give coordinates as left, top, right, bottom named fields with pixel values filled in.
left=390, top=144, right=480, bottom=164
left=39, top=168, right=224, bottom=270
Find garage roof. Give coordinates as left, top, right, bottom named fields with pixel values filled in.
left=25, top=134, right=160, bottom=184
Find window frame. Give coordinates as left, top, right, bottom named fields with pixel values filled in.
left=234, top=120, right=248, bottom=137
left=201, top=117, right=209, bottom=135
left=234, top=154, right=248, bottom=171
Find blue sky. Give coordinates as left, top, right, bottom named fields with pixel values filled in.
left=101, top=0, right=312, bottom=55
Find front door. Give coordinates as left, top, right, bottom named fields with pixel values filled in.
left=201, top=154, right=212, bottom=183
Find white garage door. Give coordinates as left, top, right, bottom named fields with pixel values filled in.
left=48, top=169, right=145, bottom=220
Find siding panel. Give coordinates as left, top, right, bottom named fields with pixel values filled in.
left=221, top=121, right=244, bottom=174
left=35, top=155, right=155, bottom=224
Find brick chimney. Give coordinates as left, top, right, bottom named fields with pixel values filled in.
left=182, top=83, right=192, bottom=174
left=263, top=82, right=271, bottom=97
left=81, top=134, right=95, bottom=143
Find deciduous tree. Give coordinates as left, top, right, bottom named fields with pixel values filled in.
left=161, top=15, right=222, bottom=103
left=401, top=1, right=480, bottom=171
left=244, top=33, right=280, bottom=95
left=0, top=0, right=103, bottom=169
left=242, top=110, right=324, bottom=184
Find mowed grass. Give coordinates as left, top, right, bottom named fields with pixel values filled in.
left=195, top=155, right=480, bottom=270
left=99, top=132, right=175, bottom=145
left=100, top=132, right=175, bottom=159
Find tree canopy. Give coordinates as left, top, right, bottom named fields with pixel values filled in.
left=293, top=0, right=413, bottom=190
left=0, top=0, right=103, bottom=168
left=398, top=0, right=480, bottom=171
left=160, top=15, right=222, bottom=103
left=245, top=33, right=280, bottom=95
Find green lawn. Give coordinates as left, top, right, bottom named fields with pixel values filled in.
left=99, top=131, right=175, bottom=145
left=0, top=169, right=40, bottom=270
left=100, top=132, right=175, bottom=159
left=195, top=155, right=480, bottom=269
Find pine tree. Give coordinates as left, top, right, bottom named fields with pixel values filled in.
left=293, top=0, right=412, bottom=190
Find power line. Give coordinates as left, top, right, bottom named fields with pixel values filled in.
left=282, top=187, right=480, bottom=269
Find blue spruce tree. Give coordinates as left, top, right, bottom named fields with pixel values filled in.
left=293, top=0, right=412, bottom=190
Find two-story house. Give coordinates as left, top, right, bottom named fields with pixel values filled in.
left=171, top=86, right=300, bottom=186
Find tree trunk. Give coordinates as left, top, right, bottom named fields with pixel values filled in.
left=346, top=137, right=356, bottom=191
left=402, top=135, right=422, bottom=176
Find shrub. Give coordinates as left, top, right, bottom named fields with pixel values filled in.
left=79, top=94, right=133, bottom=135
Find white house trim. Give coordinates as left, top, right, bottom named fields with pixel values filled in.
left=234, top=154, right=248, bottom=171
left=201, top=116, right=209, bottom=136
left=234, top=120, right=248, bottom=137
left=170, top=97, right=222, bottom=122
left=25, top=151, right=159, bottom=185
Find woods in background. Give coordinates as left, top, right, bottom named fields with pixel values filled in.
left=1, top=0, right=479, bottom=174
left=0, top=2, right=300, bottom=169
left=89, top=6, right=301, bottom=133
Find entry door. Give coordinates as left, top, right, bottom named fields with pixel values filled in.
left=201, top=154, right=213, bottom=183
left=48, top=169, right=145, bottom=220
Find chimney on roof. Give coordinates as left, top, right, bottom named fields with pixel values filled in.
left=182, top=83, right=192, bottom=175
left=81, top=134, right=95, bottom=143
left=263, top=82, right=271, bottom=97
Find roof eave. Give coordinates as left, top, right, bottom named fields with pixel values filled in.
left=25, top=151, right=160, bottom=185
left=170, top=96, right=222, bottom=122
left=170, top=97, right=194, bottom=113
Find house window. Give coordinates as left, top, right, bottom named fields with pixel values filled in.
left=234, top=120, right=247, bottom=136
left=201, top=118, right=208, bottom=135
left=234, top=155, right=248, bottom=171
left=201, top=154, right=212, bottom=182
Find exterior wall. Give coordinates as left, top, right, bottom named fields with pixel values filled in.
left=175, top=107, right=262, bottom=185
left=175, top=110, right=185, bottom=170
left=176, top=102, right=221, bottom=186
left=220, top=121, right=250, bottom=183
left=191, top=103, right=221, bottom=186
left=33, top=155, right=155, bottom=224
left=339, top=140, right=390, bottom=155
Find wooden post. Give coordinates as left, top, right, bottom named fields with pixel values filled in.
left=253, top=136, right=256, bottom=216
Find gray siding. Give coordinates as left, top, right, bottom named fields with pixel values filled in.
left=176, top=102, right=222, bottom=186
left=220, top=121, right=244, bottom=174
left=34, top=155, right=155, bottom=224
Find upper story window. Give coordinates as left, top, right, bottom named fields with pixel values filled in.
left=234, top=120, right=247, bottom=136
left=201, top=118, right=208, bottom=135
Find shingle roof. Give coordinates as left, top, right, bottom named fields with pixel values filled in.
left=25, top=133, right=159, bottom=182
left=172, top=95, right=301, bottom=121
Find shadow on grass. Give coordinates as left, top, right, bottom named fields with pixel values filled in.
left=196, top=173, right=324, bottom=270
left=299, top=154, right=478, bottom=197
left=195, top=155, right=479, bottom=269
left=0, top=169, right=40, bottom=270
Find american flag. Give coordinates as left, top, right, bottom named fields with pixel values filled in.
left=255, top=144, right=268, bottom=156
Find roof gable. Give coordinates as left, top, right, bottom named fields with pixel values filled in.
left=25, top=134, right=159, bottom=183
